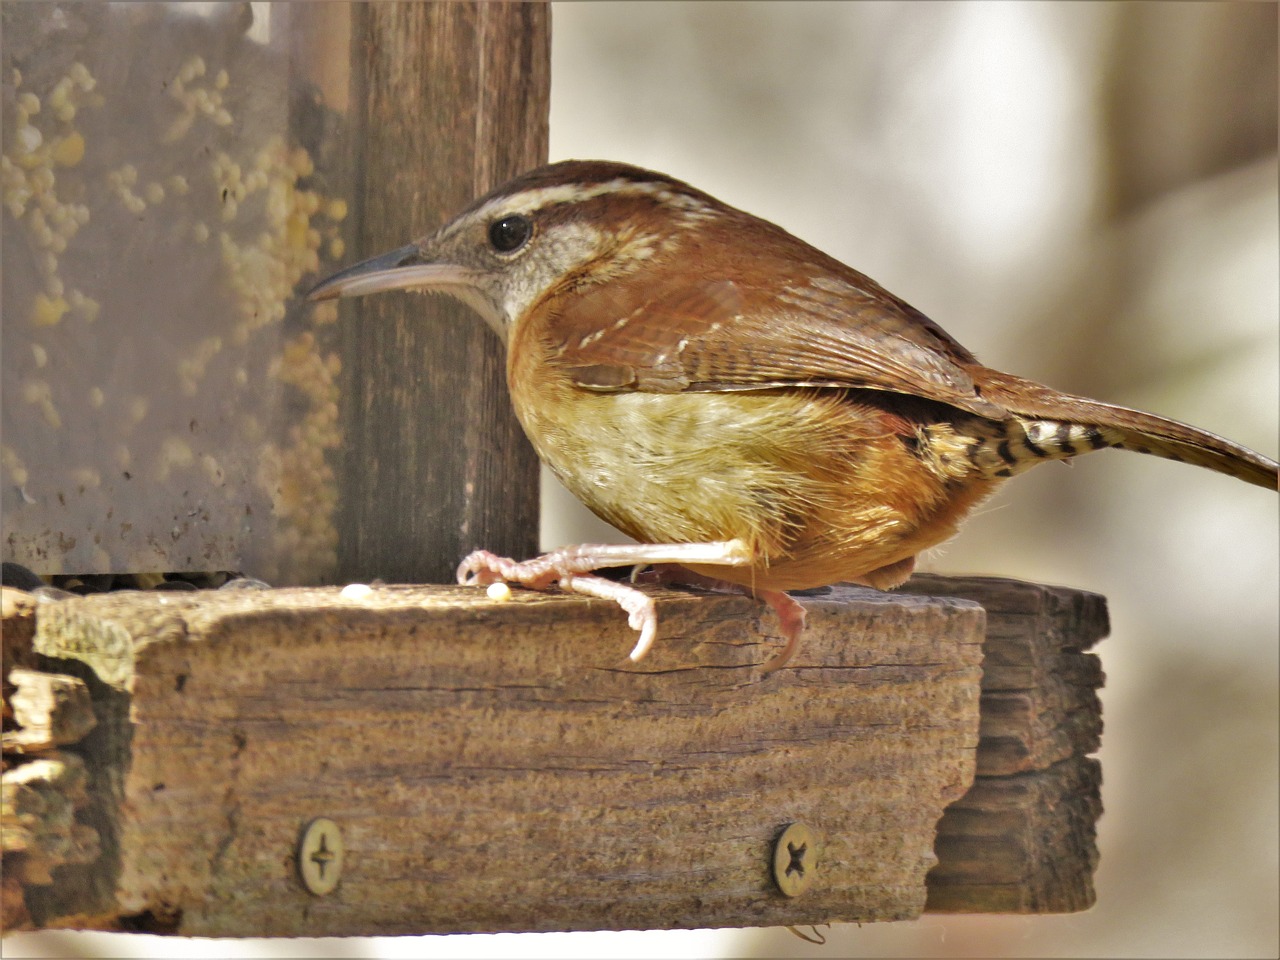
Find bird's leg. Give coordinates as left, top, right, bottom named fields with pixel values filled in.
left=457, top=540, right=752, bottom=662
left=636, top=564, right=807, bottom=673
left=757, top=589, right=808, bottom=673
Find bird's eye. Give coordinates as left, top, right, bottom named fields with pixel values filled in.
left=488, top=214, right=532, bottom=253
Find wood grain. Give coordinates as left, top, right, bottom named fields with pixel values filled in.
left=337, top=1, right=547, bottom=585
left=901, top=574, right=1108, bottom=913
left=12, top=583, right=984, bottom=935
left=928, top=754, right=1102, bottom=913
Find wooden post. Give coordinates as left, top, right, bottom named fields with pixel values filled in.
left=1, top=576, right=1106, bottom=935
left=338, top=1, right=547, bottom=584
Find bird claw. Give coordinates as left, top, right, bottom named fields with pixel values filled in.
left=456, top=542, right=803, bottom=670
left=757, top=589, right=807, bottom=673
left=457, top=549, right=663, bottom=662
left=611, top=586, right=658, bottom=659
left=631, top=567, right=809, bottom=672
left=628, top=615, right=658, bottom=662
left=457, top=549, right=557, bottom=589
left=456, top=549, right=500, bottom=586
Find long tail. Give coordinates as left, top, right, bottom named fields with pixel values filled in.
left=972, top=369, right=1279, bottom=490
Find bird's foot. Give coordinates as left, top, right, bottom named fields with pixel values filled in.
left=557, top=572, right=661, bottom=661
left=633, top=565, right=807, bottom=672
left=457, top=548, right=565, bottom=590
left=457, top=541, right=753, bottom=662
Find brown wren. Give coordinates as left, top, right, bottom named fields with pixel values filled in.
left=310, top=160, right=1279, bottom=670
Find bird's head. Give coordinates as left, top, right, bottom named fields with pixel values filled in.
left=307, top=160, right=722, bottom=346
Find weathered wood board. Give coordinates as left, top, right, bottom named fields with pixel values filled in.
left=4, top=582, right=982, bottom=935
left=902, top=574, right=1107, bottom=913
left=2, top=575, right=1106, bottom=936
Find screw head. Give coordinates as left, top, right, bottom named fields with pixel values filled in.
left=298, top=817, right=344, bottom=896
left=772, top=822, right=816, bottom=897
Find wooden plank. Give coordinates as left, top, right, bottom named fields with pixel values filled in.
left=900, top=575, right=1108, bottom=914
left=5, top=583, right=985, bottom=935
left=928, top=755, right=1102, bottom=913
left=337, top=1, right=547, bottom=585
left=903, top=574, right=1106, bottom=776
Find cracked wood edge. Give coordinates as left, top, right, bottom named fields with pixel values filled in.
left=3, top=589, right=104, bottom=930
left=901, top=574, right=1108, bottom=914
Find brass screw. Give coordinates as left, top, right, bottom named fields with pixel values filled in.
left=772, top=822, right=816, bottom=897
left=298, top=817, right=344, bottom=896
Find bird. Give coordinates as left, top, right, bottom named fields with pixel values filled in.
left=309, top=160, right=1278, bottom=671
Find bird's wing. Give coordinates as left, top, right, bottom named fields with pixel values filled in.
left=539, top=253, right=1007, bottom=419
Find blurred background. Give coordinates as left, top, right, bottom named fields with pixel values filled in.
left=7, top=1, right=1277, bottom=957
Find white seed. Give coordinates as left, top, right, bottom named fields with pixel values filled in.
left=16, top=124, right=42, bottom=153
left=340, top=582, right=374, bottom=601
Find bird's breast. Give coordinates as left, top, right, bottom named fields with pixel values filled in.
left=509, top=367, right=826, bottom=553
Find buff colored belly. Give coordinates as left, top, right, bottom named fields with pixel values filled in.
left=509, top=371, right=1002, bottom=590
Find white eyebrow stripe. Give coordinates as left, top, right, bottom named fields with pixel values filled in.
left=467, top=179, right=716, bottom=225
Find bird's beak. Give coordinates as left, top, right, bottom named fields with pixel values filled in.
left=306, top=243, right=477, bottom=302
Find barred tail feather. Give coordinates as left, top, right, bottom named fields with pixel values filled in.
left=975, top=369, right=1279, bottom=490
